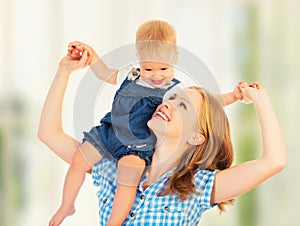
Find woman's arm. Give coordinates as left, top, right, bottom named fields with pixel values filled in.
left=37, top=51, right=89, bottom=164
left=211, top=83, right=286, bottom=204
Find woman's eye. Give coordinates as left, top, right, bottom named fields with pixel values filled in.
left=179, top=102, right=187, bottom=110
left=168, top=96, right=175, bottom=100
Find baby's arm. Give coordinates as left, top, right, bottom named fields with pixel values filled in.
left=217, top=81, right=246, bottom=106
left=68, top=41, right=118, bottom=84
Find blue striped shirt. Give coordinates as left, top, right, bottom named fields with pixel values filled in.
left=92, top=159, right=217, bottom=225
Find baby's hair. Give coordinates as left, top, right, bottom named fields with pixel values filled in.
left=136, top=20, right=177, bottom=44
left=135, top=20, right=178, bottom=64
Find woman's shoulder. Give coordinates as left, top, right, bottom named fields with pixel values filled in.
left=193, top=169, right=218, bottom=189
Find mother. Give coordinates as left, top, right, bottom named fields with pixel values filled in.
left=38, top=51, right=286, bottom=225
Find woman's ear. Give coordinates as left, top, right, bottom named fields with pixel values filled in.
left=187, top=133, right=205, bottom=146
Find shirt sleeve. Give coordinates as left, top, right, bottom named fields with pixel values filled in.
left=92, top=159, right=117, bottom=186
left=194, top=169, right=218, bottom=211
left=92, top=161, right=102, bottom=186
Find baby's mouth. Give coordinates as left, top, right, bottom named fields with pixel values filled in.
left=151, top=79, right=164, bottom=85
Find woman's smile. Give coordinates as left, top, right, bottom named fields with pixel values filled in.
left=154, top=109, right=170, bottom=121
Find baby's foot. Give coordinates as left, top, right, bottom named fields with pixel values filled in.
left=49, top=206, right=75, bottom=226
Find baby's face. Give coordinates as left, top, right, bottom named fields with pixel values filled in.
left=139, top=61, right=175, bottom=88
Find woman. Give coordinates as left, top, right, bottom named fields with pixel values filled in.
left=38, top=49, right=286, bottom=225
left=91, top=84, right=286, bottom=225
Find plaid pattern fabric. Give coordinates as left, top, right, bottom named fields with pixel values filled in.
left=92, top=159, right=217, bottom=225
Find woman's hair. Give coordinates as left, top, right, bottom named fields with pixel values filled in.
left=135, top=20, right=178, bottom=64
left=160, top=86, right=235, bottom=212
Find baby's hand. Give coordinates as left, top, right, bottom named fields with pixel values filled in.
left=248, top=81, right=262, bottom=89
left=67, top=45, right=83, bottom=60
left=67, top=41, right=99, bottom=65
left=232, top=81, right=251, bottom=104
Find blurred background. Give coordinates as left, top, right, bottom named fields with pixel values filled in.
left=1, top=0, right=299, bottom=225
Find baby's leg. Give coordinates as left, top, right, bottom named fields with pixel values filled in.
left=107, top=155, right=146, bottom=226
left=49, top=141, right=102, bottom=226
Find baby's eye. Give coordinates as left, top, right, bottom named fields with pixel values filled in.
left=161, top=68, right=168, bottom=71
left=145, top=69, right=152, bottom=71
left=179, top=102, right=187, bottom=110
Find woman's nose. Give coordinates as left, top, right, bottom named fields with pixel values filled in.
left=162, top=100, right=172, bottom=109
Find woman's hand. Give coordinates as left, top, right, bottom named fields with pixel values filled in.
left=240, top=81, right=265, bottom=104
left=58, top=49, right=89, bottom=74
left=68, top=41, right=100, bottom=66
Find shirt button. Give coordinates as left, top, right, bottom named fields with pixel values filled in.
left=130, top=212, right=135, bottom=217
left=141, top=195, right=145, bottom=199
left=103, top=198, right=107, bottom=203
left=164, top=206, right=169, bottom=211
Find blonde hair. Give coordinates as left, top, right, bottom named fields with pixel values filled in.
left=135, top=20, right=178, bottom=64
left=136, top=20, right=177, bottom=44
left=160, top=87, right=235, bottom=212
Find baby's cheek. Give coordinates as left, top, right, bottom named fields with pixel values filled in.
left=140, top=72, right=150, bottom=79
left=166, top=74, right=175, bottom=81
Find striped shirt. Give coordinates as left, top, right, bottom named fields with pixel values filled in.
left=92, top=159, right=217, bottom=225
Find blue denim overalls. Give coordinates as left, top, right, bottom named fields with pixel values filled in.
left=83, top=69, right=180, bottom=166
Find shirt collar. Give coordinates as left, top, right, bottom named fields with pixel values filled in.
left=138, top=167, right=177, bottom=192
left=136, top=77, right=175, bottom=90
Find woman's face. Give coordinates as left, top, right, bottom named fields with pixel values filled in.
left=148, top=88, right=202, bottom=142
